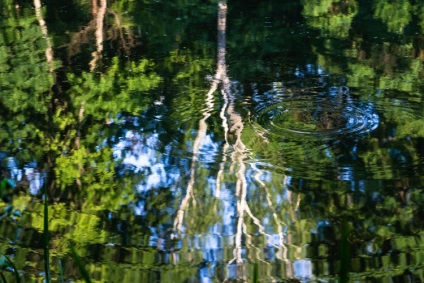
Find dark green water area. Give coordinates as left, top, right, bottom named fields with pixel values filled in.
left=1, top=0, right=424, bottom=282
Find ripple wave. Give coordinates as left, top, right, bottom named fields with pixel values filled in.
left=255, top=91, right=380, bottom=140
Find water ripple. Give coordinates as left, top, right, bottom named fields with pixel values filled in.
left=255, top=89, right=380, bottom=141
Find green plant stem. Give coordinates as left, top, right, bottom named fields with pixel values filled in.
left=339, top=219, right=350, bottom=283
left=253, top=261, right=258, bottom=283
left=0, top=271, right=7, bottom=283
left=58, top=258, right=64, bottom=283
left=4, top=255, right=20, bottom=283
left=44, top=185, right=50, bottom=283
left=69, top=243, right=92, bottom=283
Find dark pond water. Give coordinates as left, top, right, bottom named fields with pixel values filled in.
left=1, top=0, right=424, bottom=282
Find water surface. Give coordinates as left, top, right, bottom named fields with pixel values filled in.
left=0, top=0, right=424, bottom=282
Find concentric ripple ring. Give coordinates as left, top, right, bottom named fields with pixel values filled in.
left=257, top=99, right=380, bottom=140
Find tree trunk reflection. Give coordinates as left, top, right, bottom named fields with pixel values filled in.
left=33, top=0, right=54, bottom=74
left=89, top=0, right=107, bottom=71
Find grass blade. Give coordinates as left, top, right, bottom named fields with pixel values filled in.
left=58, top=258, right=64, bottom=283
left=3, top=256, right=20, bottom=283
left=69, top=243, right=91, bottom=283
left=339, top=219, right=350, bottom=283
left=43, top=185, right=50, bottom=283
left=253, top=261, right=258, bottom=283
left=0, top=271, right=7, bottom=283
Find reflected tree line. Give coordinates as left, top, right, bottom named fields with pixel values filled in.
left=0, top=0, right=423, bottom=282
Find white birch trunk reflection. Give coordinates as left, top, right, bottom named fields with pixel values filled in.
left=90, top=0, right=107, bottom=71
left=213, top=2, right=300, bottom=280
left=214, top=2, right=266, bottom=279
left=33, top=0, right=54, bottom=74
left=173, top=89, right=214, bottom=232
left=173, top=2, right=222, bottom=232
left=172, top=2, right=296, bottom=280
left=75, top=0, right=106, bottom=186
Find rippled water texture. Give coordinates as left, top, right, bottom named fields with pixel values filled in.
left=255, top=85, right=379, bottom=140
left=1, top=0, right=424, bottom=282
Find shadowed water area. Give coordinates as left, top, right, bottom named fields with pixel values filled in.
left=0, top=0, right=424, bottom=282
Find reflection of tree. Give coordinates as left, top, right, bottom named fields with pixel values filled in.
left=89, top=0, right=107, bottom=70
left=213, top=1, right=247, bottom=275
left=203, top=3, right=283, bottom=280
left=301, top=0, right=358, bottom=38
left=173, top=1, right=234, bottom=235
left=2, top=0, right=424, bottom=281
left=374, top=0, right=412, bottom=33
left=34, top=0, right=55, bottom=74
left=303, top=0, right=424, bottom=182
left=173, top=66, right=215, bottom=232
left=0, top=1, right=52, bottom=161
left=252, top=168, right=290, bottom=262
left=170, top=4, right=271, bottom=280
left=1, top=0, right=161, bottom=274
left=63, top=0, right=136, bottom=66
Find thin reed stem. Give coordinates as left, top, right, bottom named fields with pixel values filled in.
left=43, top=185, right=50, bottom=283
